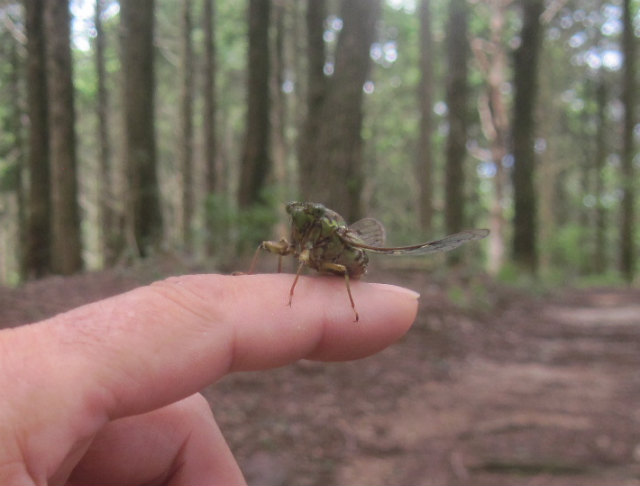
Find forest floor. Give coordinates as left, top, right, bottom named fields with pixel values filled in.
left=1, top=261, right=639, bottom=486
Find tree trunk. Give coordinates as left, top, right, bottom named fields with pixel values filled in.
left=444, top=0, right=469, bottom=237
left=238, top=0, right=271, bottom=208
left=202, top=0, right=217, bottom=255
left=179, top=0, right=194, bottom=249
left=291, top=0, right=306, bottom=152
left=471, top=0, right=509, bottom=274
left=271, top=0, right=291, bottom=238
left=298, top=0, right=327, bottom=200
left=1, top=25, right=26, bottom=280
left=593, top=78, right=607, bottom=273
left=45, top=0, right=83, bottom=275
left=24, top=0, right=51, bottom=278
left=620, top=0, right=636, bottom=283
left=416, top=0, right=434, bottom=233
left=120, top=0, right=163, bottom=256
left=512, top=0, right=544, bottom=274
left=95, top=0, right=121, bottom=266
left=299, top=0, right=381, bottom=221
left=271, top=0, right=285, bottom=187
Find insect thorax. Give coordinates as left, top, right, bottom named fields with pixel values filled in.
left=290, top=211, right=369, bottom=278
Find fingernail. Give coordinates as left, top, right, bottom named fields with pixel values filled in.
left=368, top=283, right=421, bottom=300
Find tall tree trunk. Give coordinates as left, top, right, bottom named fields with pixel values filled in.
left=291, top=0, right=306, bottom=158
left=271, top=0, right=290, bottom=238
left=95, top=0, right=120, bottom=266
left=238, top=0, right=271, bottom=208
left=620, top=0, right=636, bottom=283
left=593, top=78, right=607, bottom=273
left=24, top=0, right=51, bottom=278
left=299, top=0, right=381, bottom=221
left=512, top=0, right=544, bottom=274
left=7, top=27, right=26, bottom=280
left=179, top=0, right=194, bottom=249
left=202, top=0, right=217, bottom=255
left=416, top=0, right=434, bottom=233
left=471, top=0, right=509, bottom=274
left=0, top=22, right=25, bottom=280
left=45, top=0, right=83, bottom=275
left=444, top=0, right=469, bottom=238
left=120, top=0, right=163, bottom=256
left=271, top=0, right=295, bottom=197
left=298, top=0, right=327, bottom=199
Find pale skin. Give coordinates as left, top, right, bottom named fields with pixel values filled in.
left=0, top=274, right=419, bottom=485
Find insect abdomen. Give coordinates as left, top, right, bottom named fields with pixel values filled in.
left=344, top=249, right=368, bottom=278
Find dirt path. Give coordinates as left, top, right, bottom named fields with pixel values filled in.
left=1, top=271, right=639, bottom=485
left=207, top=284, right=640, bottom=486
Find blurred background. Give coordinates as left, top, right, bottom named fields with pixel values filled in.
left=0, top=0, right=639, bottom=484
left=0, top=0, right=637, bottom=283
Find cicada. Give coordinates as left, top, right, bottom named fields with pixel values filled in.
left=249, top=201, right=489, bottom=322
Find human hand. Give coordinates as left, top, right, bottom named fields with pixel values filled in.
left=0, top=274, right=418, bottom=485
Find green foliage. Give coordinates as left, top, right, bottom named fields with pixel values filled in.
left=204, top=193, right=235, bottom=261
left=73, top=50, right=97, bottom=103
left=0, top=161, right=19, bottom=193
left=446, top=278, right=492, bottom=312
left=206, top=188, right=280, bottom=261
left=365, top=3, right=423, bottom=239
left=235, top=201, right=279, bottom=253
left=495, top=261, right=549, bottom=295
left=496, top=261, right=520, bottom=284
left=545, top=223, right=591, bottom=273
left=571, top=272, right=627, bottom=288
left=446, top=284, right=466, bottom=307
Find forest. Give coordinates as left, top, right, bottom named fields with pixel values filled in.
left=0, top=0, right=637, bottom=285
left=1, top=2, right=640, bottom=485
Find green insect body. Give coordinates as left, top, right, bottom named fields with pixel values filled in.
left=250, top=201, right=489, bottom=322
left=289, top=202, right=370, bottom=278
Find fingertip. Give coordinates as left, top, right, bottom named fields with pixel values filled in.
left=367, top=282, right=421, bottom=301
left=303, top=280, right=419, bottom=361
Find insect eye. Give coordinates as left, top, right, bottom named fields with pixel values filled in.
left=286, top=202, right=301, bottom=214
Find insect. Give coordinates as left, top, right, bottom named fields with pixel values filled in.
left=249, top=201, right=489, bottom=322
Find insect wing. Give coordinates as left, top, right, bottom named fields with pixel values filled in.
left=343, top=229, right=489, bottom=255
left=347, top=217, right=386, bottom=247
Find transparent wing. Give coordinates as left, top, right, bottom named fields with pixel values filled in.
left=340, top=229, right=489, bottom=255
left=347, top=217, right=386, bottom=247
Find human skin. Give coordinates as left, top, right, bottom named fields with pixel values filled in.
left=0, top=274, right=419, bottom=485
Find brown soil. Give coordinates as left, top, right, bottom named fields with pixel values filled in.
left=2, top=265, right=639, bottom=486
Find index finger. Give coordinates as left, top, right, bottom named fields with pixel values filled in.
left=7, top=274, right=419, bottom=420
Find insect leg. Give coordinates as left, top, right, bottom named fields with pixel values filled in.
left=248, top=246, right=263, bottom=274
left=343, top=272, right=359, bottom=323
left=248, top=238, right=292, bottom=274
left=288, top=260, right=305, bottom=306
left=317, top=262, right=359, bottom=323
